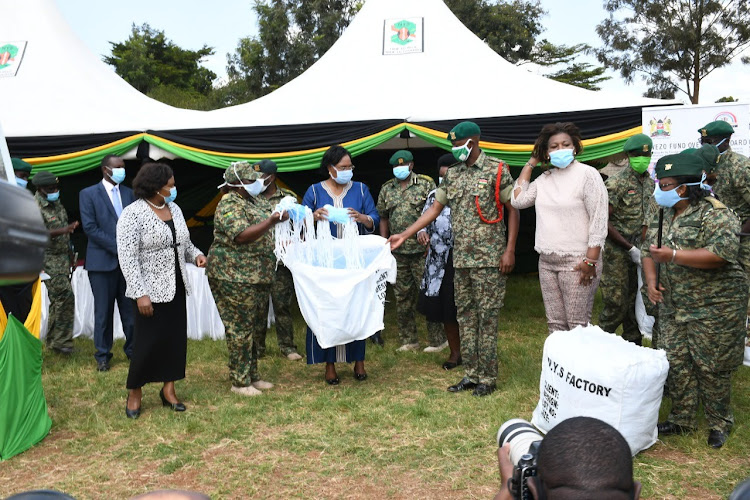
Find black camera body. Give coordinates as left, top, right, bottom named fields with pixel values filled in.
left=497, top=418, right=544, bottom=500
left=510, top=442, right=540, bottom=500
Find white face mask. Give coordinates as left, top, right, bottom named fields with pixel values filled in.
left=438, top=177, right=444, bottom=185
left=244, top=179, right=265, bottom=197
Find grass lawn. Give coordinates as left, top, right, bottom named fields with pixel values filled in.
left=2, top=274, right=748, bottom=499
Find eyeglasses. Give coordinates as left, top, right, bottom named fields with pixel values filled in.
left=659, top=182, right=678, bottom=189
left=332, top=164, right=355, bottom=171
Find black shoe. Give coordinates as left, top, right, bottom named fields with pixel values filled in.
left=354, top=369, right=368, bottom=381
left=125, top=394, right=141, bottom=419
left=97, top=361, right=110, bottom=372
left=160, top=388, right=186, bottom=412
left=472, top=383, right=496, bottom=397
left=370, top=332, right=384, bottom=346
left=325, top=377, right=340, bottom=385
left=657, top=421, right=691, bottom=436
left=447, top=377, right=477, bottom=393
left=442, top=357, right=462, bottom=370
left=708, top=429, right=728, bottom=448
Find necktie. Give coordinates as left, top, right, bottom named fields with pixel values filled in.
left=112, top=185, right=123, bottom=218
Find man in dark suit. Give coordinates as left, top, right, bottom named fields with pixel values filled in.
left=79, top=155, right=135, bottom=371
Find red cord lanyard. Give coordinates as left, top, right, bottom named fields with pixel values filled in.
left=475, top=162, right=506, bottom=224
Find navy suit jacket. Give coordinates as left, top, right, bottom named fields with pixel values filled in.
left=79, top=182, right=134, bottom=272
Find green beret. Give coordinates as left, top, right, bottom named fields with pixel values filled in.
left=654, top=153, right=704, bottom=179
left=31, top=170, right=58, bottom=187
left=698, top=120, right=734, bottom=137
left=254, top=159, right=277, bottom=174
left=224, top=161, right=261, bottom=184
left=447, top=121, right=481, bottom=142
left=687, top=144, right=720, bottom=173
left=389, top=150, right=414, bottom=166
left=623, top=134, right=653, bottom=154
left=11, top=158, right=32, bottom=173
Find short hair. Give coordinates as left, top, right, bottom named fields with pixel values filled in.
left=320, top=145, right=352, bottom=175
left=132, top=162, right=174, bottom=200
left=534, top=417, right=635, bottom=500
left=532, top=122, right=584, bottom=161
left=100, top=154, right=121, bottom=168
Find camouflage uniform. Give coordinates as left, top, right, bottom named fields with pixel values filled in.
left=377, top=173, right=435, bottom=345
left=207, top=191, right=274, bottom=388
left=256, top=185, right=299, bottom=357
left=427, top=321, right=446, bottom=347
left=599, top=167, right=655, bottom=344
left=435, top=151, right=514, bottom=385
left=35, top=192, right=74, bottom=351
left=642, top=197, right=747, bottom=433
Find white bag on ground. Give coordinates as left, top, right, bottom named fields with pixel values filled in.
left=531, top=325, right=669, bottom=455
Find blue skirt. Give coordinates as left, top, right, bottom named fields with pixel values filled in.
left=305, top=326, right=366, bottom=364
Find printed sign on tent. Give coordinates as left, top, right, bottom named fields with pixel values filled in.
left=383, top=18, right=424, bottom=55
left=0, top=41, right=27, bottom=78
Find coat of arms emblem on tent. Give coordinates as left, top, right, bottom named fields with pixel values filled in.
left=390, top=20, right=417, bottom=45
left=383, top=18, right=423, bottom=55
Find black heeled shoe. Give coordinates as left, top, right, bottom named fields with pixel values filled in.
left=125, top=394, right=141, bottom=419
left=325, top=377, right=340, bottom=385
left=442, top=357, right=462, bottom=370
left=354, top=368, right=368, bottom=381
left=160, top=388, right=186, bottom=412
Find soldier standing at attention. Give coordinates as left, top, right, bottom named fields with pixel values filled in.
left=643, top=153, right=747, bottom=449
left=207, top=162, right=288, bottom=397
left=377, top=150, right=436, bottom=351
left=32, top=170, right=79, bottom=354
left=257, top=159, right=303, bottom=361
left=388, top=122, right=519, bottom=396
left=598, top=134, right=655, bottom=345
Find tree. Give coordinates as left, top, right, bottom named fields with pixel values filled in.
left=595, top=0, right=750, bottom=103
left=528, top=41, right=610, bottom=91
left=716, top=96, right=738, bottom=102
left=105, top=23, right=217, bottom=97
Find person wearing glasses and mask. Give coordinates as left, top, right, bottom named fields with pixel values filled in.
left=301, top=145, right=380, bottom=385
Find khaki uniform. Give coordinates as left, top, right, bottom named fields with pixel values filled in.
left=642, top=197, right=747, bottom=432
left=207, top=191, right=274, bottom=387
left=435, top=151, right=514, bottom=385
left=35, top=192, right=74, bottom=350
left=377, top=174, right=435, bottom=345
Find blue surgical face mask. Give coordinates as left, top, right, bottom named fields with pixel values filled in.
left=162, top=186, right=177, bottom=203
left=653, top=183, right=687, bottom=207
left=15, top=177, right=28, bottom=188
left=46, top=191, right=60, bottom=202
left=716, top=138, right=728, bottom=156
left=393, top=165, right=411, bottom=180
left=549, top=149, right=575, bottom=168
left=107, top=167, right=126, bottom=184
left=332, top=169, right=353, bottom=185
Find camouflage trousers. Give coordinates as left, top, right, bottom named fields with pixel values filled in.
left=256, top=265, right=298, bottom=357
left=454, top=267, right=506, bottom=386
left=739, top=236, right=750, bottom=319
left=209, top=278, right=270, bottom=387
left=393, top=252, right=425, bottom=345
left=660, top=311, right=746, bottom=433
left=45, top=270, right=75, bottom=350
left=598, top=244, right=641, bottom=344
left=427, top=321, right=446, bottom=347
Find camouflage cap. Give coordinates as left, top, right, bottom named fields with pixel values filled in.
left=224, top=161, right=261, bottom=184
left=698, top=120, right=734, bottom=137
left=447, top=121, right=481, bottom=142
left=254, top=159, right=278, bottom=174
left=686, top=144, right=720, bottom=173
left=11, top=158, right=32, bottom=173
left=622, top=134, right=653, bottom=154
left=389, top=150, right=414, bottom=166
left=654, top=153, right=704, bottom=179
left=31, top=170, right=58, bottom=187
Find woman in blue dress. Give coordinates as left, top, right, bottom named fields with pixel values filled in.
left=302, top=145, right=380, bottom=385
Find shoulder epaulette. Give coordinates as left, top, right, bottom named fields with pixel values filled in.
left=704, top=196, right=728, bottom=210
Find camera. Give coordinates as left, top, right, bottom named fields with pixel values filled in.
left=497, top=419, right=544, bottom=500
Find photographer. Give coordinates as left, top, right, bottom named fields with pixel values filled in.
left=494, top=417, right=641, bottom=500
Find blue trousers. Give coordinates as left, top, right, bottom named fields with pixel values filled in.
left=88, top=268, right=134, bottom=363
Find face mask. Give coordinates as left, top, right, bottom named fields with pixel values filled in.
left=259, top=176, right=272, bottom=193
left=451, top=140, right=472, bottom=162
left=653, top=183, right=687, bottom=208
left=107, top=167, right=126, bottom=184
left=46, top=191, right=60, bottom=202
left=161, top=186, right=177, bottom=203
left=549, top=149, right=575, bottom=168
left=628, top=156, right=651, bottom=174
left=716, top=138, right=728, bottom=155
left=438, top=177, right=444, bottom=185
left=331, top=169, right=353, bottom=185
left=393, top=165, right=411, bottom=180
left=15, top=177, right=28, bottom=188
left=244, top=179, right=265, bottom=197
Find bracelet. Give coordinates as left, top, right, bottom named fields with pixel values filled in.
left=671, top=248, right=677, bottom=263
left=583, top=258, right=597, bottom=267
left=525, top=162, right=536, bottom=168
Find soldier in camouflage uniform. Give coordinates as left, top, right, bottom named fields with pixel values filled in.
left=257, top=159, right=303, bottom=360
left=207, top=162, right=288, bottom=397
left=32, top=171, right=78, bottom=354
left=377, top=150, right=435, bottom=351
left=642, top=153, right=747, bottom=449
left=388, top=122, right=519, bottom=396
left=598, top=134, right=656, bottom=345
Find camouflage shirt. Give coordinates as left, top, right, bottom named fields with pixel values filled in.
left=606, top=166, right=656, bottom=240
left=711, top=148, right=750, bottom=222
left=377, top=173, right=435, bottom=254
left=642, top=197, right=746, bottom=322
left=35, top=192, right=71, bottom=274
left=435, top=151, right=514, bottom=268
left=207, top=191, right=274, bottom=285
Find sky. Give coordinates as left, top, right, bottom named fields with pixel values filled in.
left=57, top=0, right=750, bottom=104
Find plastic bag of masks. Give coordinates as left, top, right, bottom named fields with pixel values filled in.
left=531, top=325, right=668, bottom=455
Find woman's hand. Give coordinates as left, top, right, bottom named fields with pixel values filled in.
left=195, top=255, right=207, bottom=268
left=647, top=282, right=665, bottom=304
left=137, top=296, right=154, bottom=317
left=649, top=245, right=674, bottom=264
left=67, top=221, right=80, bottom=233
left=387, top=233, right=406, bottom=251
left=313, top=207, right=329, bottom=222
left=347, top=209, right=365, bottom=223
left=499, top=250, right=515, bottom=275
left=417, top=231, right=430, bottom=246
left=573, top=259, right=597, bottom=285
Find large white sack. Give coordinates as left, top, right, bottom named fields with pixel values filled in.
left=531, top=325, right=669, bottom=455
left=284, top=234, right=396, bottom=349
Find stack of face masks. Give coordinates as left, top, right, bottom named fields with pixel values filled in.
left=323, top=204, right=352, bottom=225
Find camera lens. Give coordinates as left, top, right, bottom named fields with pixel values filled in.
left=497, top=419, right=544, bottom=466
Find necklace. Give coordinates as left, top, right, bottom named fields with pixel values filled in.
left=145, top=198, right=166, bottom=209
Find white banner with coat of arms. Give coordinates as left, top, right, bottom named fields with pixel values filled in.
left=642, top=102, right=750, bottom=163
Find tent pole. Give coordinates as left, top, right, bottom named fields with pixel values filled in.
left=0, top=120, right=14, bottom=182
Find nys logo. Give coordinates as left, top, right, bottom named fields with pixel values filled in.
left=390, top=20, right=417, bottom=46
left=714, top=111, right=739, bottom=130
left=648, top=117, right=672, bottom=138
left=0, top=44, right=19, bottom=70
